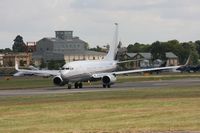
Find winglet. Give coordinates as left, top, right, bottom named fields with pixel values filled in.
left=183, top=55, right=190, bottom=66
left=15, top=60, right=19, bottom=71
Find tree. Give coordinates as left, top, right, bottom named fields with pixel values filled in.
left=89, top=45, right=104, bottom=52
left=47, top=60, right=65, bottom=70
left=150, top=41, right=166, bottom=60
left=4, top=48, right=12, bottom=52
left=195, top=40, right=200, bottom=56
left=12, top=35, right=26, bottom=52
left=127, top=43, right=150, bottom=53
left=181, top=42, right=199, bottom=65
left=19, top=60, right=25, bottom=66
left=127, top=43, right=139, bottom=53
left=0, top=48, right=12, bottom=53
left=39, top=59, right=47, bottom=69
left=84, top=43, right=89, bottom=50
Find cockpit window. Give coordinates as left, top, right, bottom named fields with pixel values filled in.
left=62, top=67, right=73, bottom=70
left=62, top=67, right=69, bottom=70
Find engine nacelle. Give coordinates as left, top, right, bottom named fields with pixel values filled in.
left=102, top=74, right=116, bottom=85
left=53, top=76, right=66, bottom=86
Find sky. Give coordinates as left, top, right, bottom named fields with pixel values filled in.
left=1, top=0, right=200, bottom=49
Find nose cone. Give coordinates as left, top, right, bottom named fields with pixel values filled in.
left=60, top=70, right=70, bottom=78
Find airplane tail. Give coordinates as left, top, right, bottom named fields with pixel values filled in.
left=104, top=23, right=119, bottom=61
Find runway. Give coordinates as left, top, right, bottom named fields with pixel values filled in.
left=0, top=78, right=200, bottom=97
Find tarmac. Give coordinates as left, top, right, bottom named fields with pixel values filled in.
left=0, top=78, right=200, bottom=97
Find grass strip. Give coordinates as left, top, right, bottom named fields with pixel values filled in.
left=0, top=87, right=199, bottom=132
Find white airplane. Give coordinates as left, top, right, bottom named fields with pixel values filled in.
left=15, top=23, right=187, bottom=89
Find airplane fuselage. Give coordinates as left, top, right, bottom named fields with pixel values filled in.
left=60, top=60, right=117, bottom=83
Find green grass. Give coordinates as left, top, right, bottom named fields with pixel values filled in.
left=0, top=77, right=53, bottom=89
left=0, top=87, right=199, bottom=132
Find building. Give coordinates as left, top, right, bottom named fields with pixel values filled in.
left=26, top=42, right=36, bottom=53
left=166, top=52, right=178, bottom=66
left=124, top=52, right=179, bottom=69
left=3, top=53, right=32, bottom=67
left=33, top=31, right=106, bottom=66
left=125, top=53, right=152, bottom=69
left=64, top=51, right=105, bottom=62
left=0, top=54, right=4, bottom=66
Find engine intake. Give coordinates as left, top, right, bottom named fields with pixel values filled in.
left=102, top=74, right=116, bottom=85
left=53, top=76, right=65, bottom=86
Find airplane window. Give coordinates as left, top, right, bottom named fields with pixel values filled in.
left=62, top=67, right=70, bottom=70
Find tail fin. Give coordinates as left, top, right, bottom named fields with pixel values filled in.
left=104, top=23, right=119, bottom=61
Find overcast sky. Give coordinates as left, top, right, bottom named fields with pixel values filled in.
left=1, top=0, right=200, bottom=49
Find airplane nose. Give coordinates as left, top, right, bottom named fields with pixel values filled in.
left=60, top=70, right=69, bottom=77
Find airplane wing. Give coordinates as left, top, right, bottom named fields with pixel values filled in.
left=117, top=59, right=144, bottom=64
left=92, top=65, right=181, bottom=78
left=14, top=61, right=60, bottom=77
left=14, top=69, right=60, bottom=77
left=113, top=65, right=180, bottom=75
left=93, top=55, right=190, bottom=78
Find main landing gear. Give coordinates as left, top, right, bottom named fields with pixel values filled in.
left=103, top=84, right=111, bottom=88
left=67, top=82, right=83, bottom=89
left=74, top=82, right=83, bottom=89
left=67, top=84, right=72, bottom=89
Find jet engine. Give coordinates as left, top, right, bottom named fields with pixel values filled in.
left=53, top=76, right=65, bottom=86
left=102, top=74, right=116, bottom=86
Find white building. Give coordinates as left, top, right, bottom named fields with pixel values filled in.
left=0, top=54, right=4, bottom=66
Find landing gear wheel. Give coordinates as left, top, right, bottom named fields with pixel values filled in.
left=74, top=83, right=79, bottom=89
left=78, top=82, right=83, bottom=88
left=103, top=84, right=111, bottom=88
left=68, top=84, right=72, bottom=89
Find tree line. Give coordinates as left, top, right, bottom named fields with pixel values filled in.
left=1, top=35, right=200, bottom=65
left=127, top=40, right=200, bottom=64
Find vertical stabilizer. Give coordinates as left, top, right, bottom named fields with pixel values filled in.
left=104, top=23, right=119, bottom=61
